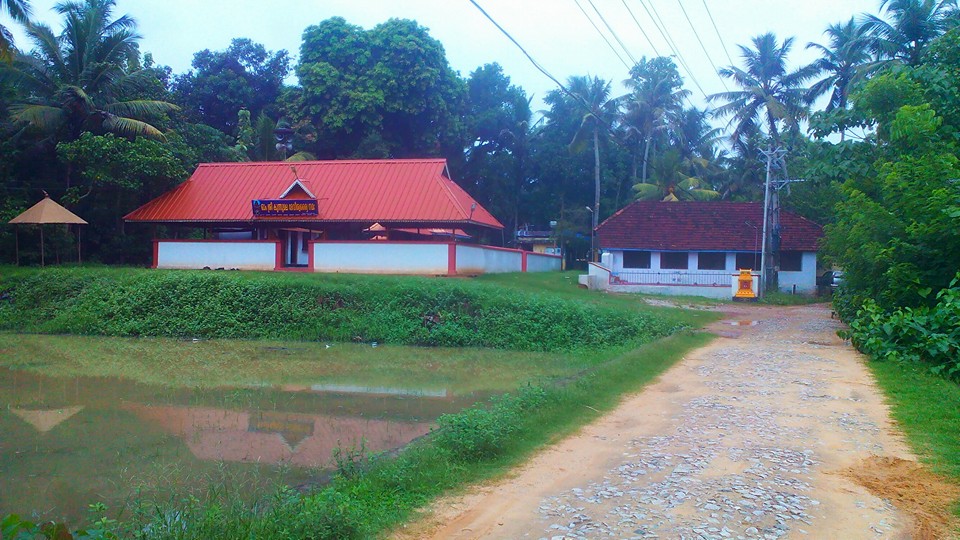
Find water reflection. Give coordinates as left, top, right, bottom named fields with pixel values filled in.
left=121, top=403, right=432, bottom=466
left=0, top=367, right=485, bottom=525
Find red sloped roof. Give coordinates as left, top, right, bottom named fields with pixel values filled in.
left=596, top=201, right=822, bottom=252
left=124, top=159, right=503, bottom=229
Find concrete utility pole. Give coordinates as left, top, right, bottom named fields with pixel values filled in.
left=759, top=146, right=787, bottom=297
left=759, top=146, right=804, bottom=298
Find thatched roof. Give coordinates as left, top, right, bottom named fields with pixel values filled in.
left=9, top=196, right=87, bottom=225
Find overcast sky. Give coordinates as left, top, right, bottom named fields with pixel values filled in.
left=9, top=0, right=882, bottom=117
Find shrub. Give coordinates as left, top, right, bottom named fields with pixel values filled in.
left=0, top=269, right=677, bottom=352
left=842, top=272, right=960, bottom=380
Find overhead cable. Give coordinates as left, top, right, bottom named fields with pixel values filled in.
left=701, top=0, right=735, bottom=66
left=587, top=0, right=638, bottom=66
left=620, top=0, right=661, bottom=57
left=573, top=0, right=632, bottom=69
left=676, top=0, right=728, bottom=91
left=637, top=0, right=708, bottom=98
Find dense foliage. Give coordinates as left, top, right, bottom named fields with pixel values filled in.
left=0, top=268, right=679, bottom=351
left=841, top=273, right=960, bottom=380
left=5, top=1, right=947, bottom=268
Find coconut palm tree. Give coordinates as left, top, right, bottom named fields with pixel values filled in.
left=567, top=75, right=617, bottom=245
left=0, top=0, right=30, bottom=61
left=709, top=33, right=818, bottom=148
left=861, top=0, right=959, bottom=66
left=7, top=0, right=176, bottom=141
left=806, top=18, right=876, bottom=112
left=620, top=56, right=689, bottom=186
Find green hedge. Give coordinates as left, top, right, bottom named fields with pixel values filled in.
left=841, top=272, right=960, bottom=380
left=0, top=268, right=678, bottom=352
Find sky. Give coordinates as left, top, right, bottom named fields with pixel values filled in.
left=8, top=0, right=882, bottom=119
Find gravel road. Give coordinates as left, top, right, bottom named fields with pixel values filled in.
left=405, top=303, right=920, bottom=540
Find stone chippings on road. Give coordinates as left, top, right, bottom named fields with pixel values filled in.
left=536, top=308, right=898, bottom=540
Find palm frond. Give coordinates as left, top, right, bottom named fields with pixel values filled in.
left=101, top=114, right=165, bottom=140
left=286, top=151, right=318, bottom=162
left=9, top=104, right=68, bottom=133
left=103, top=99, right=178, bottom=118
left=2, top=0, right=31, bottom=22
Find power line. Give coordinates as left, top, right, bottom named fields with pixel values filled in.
left=573, top=0, right=631, bottom=70
left=620, top=0, right=661, bottom=57
left=587, top=0, right=638, bottom=66
left=467, top=0, right=618, bottom=136
left=636, top=0, right=708, bottom=98
left=676, top=0, right=728, bottom=91
left=467, top=0, right=576, bottom=102
left=701, top=0, right=735, bottom=66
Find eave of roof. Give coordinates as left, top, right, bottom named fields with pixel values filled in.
left=125, top=159, right=503, bottom=230
left=596, top=201, right=822, bottom=252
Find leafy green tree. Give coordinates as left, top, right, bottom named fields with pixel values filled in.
left=172, top=38, right=289, bottom=135
left=6, top=0, right=177, bottom=141
left=293, top=16, right=466, bottom=159
left=461, top=63, right=532, bottom=235
left=862, top=0, right=959, bottom=66
left=56, top=132, right=189, bottom=263
left=709, top=32, right=818, bottom=147
left=0, top=0, right=30, bottom=61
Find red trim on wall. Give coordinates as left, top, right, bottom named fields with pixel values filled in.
left=521, top=251, right=528, bottom=272
left=152, top=240, right=158, bottom=269
left=151, top=239, right=275, bottom=243
left=454, top=243, right=520, bottom=254
left=447, top=243, right=457, bottom=276
left=274, top=240, right=283, bottom=270
left=525, top=251, right=562, bottom=260
left=308, top=239, right=315, bottom=271
left=313, top=240, right=457, bottom=245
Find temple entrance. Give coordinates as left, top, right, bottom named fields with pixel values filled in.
left=281, top=229, right=310, bottom=267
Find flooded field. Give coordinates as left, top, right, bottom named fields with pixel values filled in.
left=0, top=334, right=575, bottom=525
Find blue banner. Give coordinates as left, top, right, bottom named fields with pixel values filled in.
left=251, top=199, right=318, bottom=217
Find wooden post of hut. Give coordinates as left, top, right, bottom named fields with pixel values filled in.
left=8, top=194, right=88, bottom=266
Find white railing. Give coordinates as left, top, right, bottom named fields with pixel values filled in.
left=611, top=270, right=730, bottom=287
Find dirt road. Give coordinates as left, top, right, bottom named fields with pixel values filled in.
left=401, top=303, right=943, bottom=539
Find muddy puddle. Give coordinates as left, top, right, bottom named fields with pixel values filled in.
left=0, top=366, right=488, bottom=525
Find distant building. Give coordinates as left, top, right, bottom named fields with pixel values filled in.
left=582, top=201, right=823, bottom=298
left=125, top=159, right=559, bottom=275
left=516, top=226, right=560, bottom=255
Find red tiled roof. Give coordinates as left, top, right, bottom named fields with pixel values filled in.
left=597, top=201, right=822, bottom=252
left=124, top=159, right=503, bottom=229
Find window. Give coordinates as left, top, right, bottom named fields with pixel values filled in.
left=780, top=251, right=803, bottom=272
left=736, top=252, right=760, bottom=270
left=622, top=251, right=651, bottom=269
left=697, top=252, right=726, bottom=270
left=660, top=252, right=689, bottom=269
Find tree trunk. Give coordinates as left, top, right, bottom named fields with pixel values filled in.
left=592, top=127, right=600, bottom=262
left=642, top=133, right=652, bottom=184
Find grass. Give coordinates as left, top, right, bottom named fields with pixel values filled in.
left=0, top=333, right=582, bottom=394
left=0, top=266, right=723, bottom=538
left=0, top=267, right=697, bottom=352
left=101, top=330, right=715, bottom=539
left=759, top=290, right=827, bottom=305
left=476, top=271, right=723, bottom=320
left=867, top=359, right=960, bottom=482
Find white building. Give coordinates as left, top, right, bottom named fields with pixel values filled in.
left=584, top=201, right=823, bottom=299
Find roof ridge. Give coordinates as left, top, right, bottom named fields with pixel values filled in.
left=197, top=158, right=447, bottom=168
left=433, top=163, right=470, bottom=220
